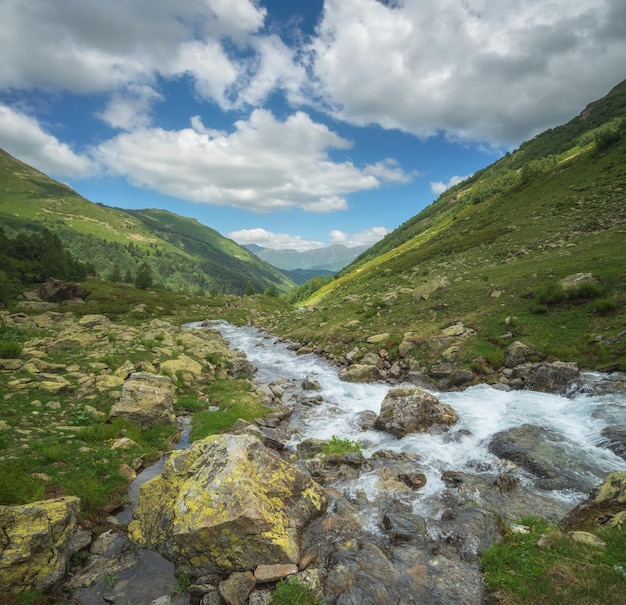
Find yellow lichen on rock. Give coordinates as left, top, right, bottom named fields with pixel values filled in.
left=0, top=496, right=81, bottom=593
left=128, top=434, right=328, bottom=575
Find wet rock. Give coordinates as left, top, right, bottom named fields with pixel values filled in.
left=374, top=386, right=458, bottom=437
left=510, top=361, right=580, bottom=393
left=354, top=410, right=377, bottom=430
left=128, top=434, right=328, bottom=576
left=228, top=357, right=256, bottom=378
left=383, top=512, right=427, bottom=543
left=301, top=375, right=321, bottom=390
left=488, top=424, right=606, bottom=492
left=432, top=508, right=501, bottom=560
left=108, top=372, right=176, bottom=429
left=599, top=426, right=626, bottom=460
left=559, top=471, right=626, bottom=530
left=0, top=496, right=82, bottom=593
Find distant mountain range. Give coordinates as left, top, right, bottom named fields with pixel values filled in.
left=245, top=243, right=368, bottom=273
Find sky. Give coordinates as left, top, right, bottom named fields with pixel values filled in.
left=0, top=1, right=624, bottom=252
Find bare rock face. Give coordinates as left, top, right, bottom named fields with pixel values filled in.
left=374, top=387, right=458, bottom=437
left=128, top=434, right=328, bottom=577
left=108, top=372, right=176, bottom=429
left=0, top=497, right=85, bottom=594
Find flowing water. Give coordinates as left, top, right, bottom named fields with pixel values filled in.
left=197, top=321, right=626, bottom=518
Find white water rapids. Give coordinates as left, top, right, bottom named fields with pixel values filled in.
left=203, top=321, right=626, bottom=518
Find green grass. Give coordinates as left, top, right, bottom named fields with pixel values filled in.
left=271, top=576, right=324, bottom=605
left=481, top=517, right=626, bottom=605
left=191, top=378, right=270, bottom=440
left=320, top=436, right=363, bottom=456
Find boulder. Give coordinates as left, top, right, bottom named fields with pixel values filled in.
left=600, top=426, right=626, bottom=460
left=504, top=341, right=541, bottom=368
left=560, top=471, right=626, bottom=530
left=374, top=386, right=458, bottom=437
left=108, top=372, right=176, bottom=429
left=488, top=424, right=607, bottom=492
left=128, top=434, right=328, bottom=576
left=0, top=497, right=83, bottom=593
left=338, top=364, right=380, bottom=383
left=160, top=355, right=205, bottom=377
left=510, top=361, right=579, bottom=392
left=412, top=277, right=449, bottom=301
left=37, top=279, right=90, bottom=302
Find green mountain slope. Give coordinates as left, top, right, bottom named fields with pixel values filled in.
left=0, top=150, right=294, bottom=295
left=269, top=81, right=626, bottom=375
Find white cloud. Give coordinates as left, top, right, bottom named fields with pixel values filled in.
left=229, top=228, right=324, bottom=252
left=229, top=226, right=389, bottom=251
left=430, top=174, right=473, bottom=196
left=309, top=0, right=626, bottom=145
left=0, top=104, right=95, bottom=177
left=96, top=109, right=408, bottom=212
left=97, top=85, right=163, bottom=130
left=0, top=0, right=266, bottom=107
left=329, top=227, right=390, bottom=247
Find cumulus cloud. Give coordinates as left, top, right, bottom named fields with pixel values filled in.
left=97, top=85, right=163, bottom=130
left=329, top=227, right=390, bottom=247
left=0, top=104, right=95, bottom=177
left=430, top=174, right=473, bottom=196
left=228, top=228, right=324, bottom=252
left=229, top=226, right=389, bottom=251
left=0, top=0, right=266, bottom=107
left=309, top=0, right=626, bottom=145
left=96, top=109, right=408, bottom=212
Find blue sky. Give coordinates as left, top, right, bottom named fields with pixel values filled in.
left=0, top=0, right=624, bottom=251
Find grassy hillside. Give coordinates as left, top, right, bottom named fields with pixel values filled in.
left=0, top=150, right=294, bottom=296
left=263, top=81, right=626, bottom=375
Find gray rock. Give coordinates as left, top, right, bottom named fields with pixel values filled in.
left=375, top=386, right=458, bottom=437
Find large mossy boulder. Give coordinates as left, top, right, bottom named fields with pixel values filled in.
left=128, top=434, right=328, bottom=576
left=374, top=386, right=458, bottom=437
left=0, top=497, right=85, bottom=593
left=108, top=372, right=176, bottom=429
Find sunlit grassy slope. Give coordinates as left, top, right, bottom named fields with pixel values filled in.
left=0, top=150, right=294, bottom=295
left=267, top=80, right=626, bottom=373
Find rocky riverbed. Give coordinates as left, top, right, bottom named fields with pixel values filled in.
left=1, top=312, right=625, bottom=604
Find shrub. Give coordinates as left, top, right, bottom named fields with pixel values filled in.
left=590, top=298, right=617, bottom=315
left=0, top=340, right=22, bottom=359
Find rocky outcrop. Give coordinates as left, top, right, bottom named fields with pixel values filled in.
left=37, top=279, right=91, bottom=302
left=506, top=361, right=580, bottom=392
left=108, top=372, right=176, bottom=429
left=128, top=434, right=328, bottom=576
left=374, top=386, right=458, bottom=437
left=0, top=497, right=89, bottom=593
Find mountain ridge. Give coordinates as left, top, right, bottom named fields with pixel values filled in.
left=0, top=149, right=294, bottom=296
left=245, top=242, right=368, bottom=272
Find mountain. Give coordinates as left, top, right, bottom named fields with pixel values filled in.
left=245, top=243, right=369, bottom=272
left=269, top=80, right=626, bottom=375
left=0, top=149, right=294, bottom=296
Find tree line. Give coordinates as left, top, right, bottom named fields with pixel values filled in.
left=0, top=227, right=94, bottom=304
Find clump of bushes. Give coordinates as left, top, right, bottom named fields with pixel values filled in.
left=530, top=281, right=604, bottom=314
